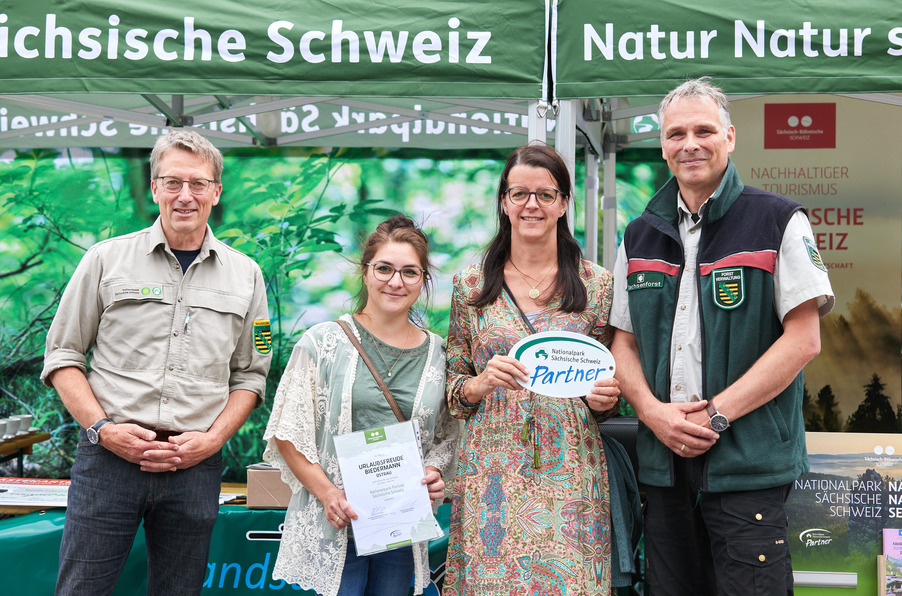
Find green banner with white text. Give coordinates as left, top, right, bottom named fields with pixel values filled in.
left=555, top=0, right=902, bottom=97
left=0, top=0, right=545, bottom=99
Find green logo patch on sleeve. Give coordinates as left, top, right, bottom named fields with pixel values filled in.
left=804, top=237, right=828, bottom=272
left=253, top=320, right=272, bottom=354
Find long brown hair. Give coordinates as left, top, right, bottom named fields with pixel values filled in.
left=353, top=215, right=434, bottom=325
left=470, top=144, right=587, bottom=312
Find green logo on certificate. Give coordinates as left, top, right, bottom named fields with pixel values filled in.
left=365, top=428, right=387, bottom=444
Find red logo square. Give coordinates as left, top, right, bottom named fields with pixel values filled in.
left=764, top=103, right=836, bottom=149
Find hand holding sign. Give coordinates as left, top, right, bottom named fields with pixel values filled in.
left=509, top=331, right=616, bottom=399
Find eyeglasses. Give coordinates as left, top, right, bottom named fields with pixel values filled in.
left=366, top=262, right=425, bottom=284
left=505, top=187, right=563, bottom=206
left=155, top=176, right=216, bottom=195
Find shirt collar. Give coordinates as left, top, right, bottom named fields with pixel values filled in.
left=676, top=191, right=713, bottom=226
left=146, top=217, right=221, bottom=265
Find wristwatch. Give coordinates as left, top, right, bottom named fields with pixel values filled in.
left=86, top=417, right=113, bottom=444
left=706, top=402, right=730, bottom=432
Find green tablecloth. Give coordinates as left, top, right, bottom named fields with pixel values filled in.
left=0, top=504, right=450, bottom=595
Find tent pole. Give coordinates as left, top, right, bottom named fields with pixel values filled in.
left=602, top=122, right=618, bottom=272
left=528, top=100, right=548, bottom=144
left=555, top=99, right=578, bottom=232
left=585, top=149, right=599, bottom=263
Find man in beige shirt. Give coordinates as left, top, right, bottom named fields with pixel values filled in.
left=42, top=129, right=271, bottom=595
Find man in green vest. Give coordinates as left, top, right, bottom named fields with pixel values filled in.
left=610, top=77, right=834, bottom=595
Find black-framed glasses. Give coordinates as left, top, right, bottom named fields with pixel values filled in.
left=155, top=176, right=216, bottom=195
left=366, top=262, right=425, bottom=284
left=505, top=186, right=563, bottom=206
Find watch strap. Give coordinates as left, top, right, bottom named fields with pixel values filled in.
left=90, top=417, right=112, bottom=431
left=705, top=401, right=717, bottom=417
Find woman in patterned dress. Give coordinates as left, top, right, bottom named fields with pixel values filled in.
left=263, top=216, right=459, bottom=596
left=443, top=145, right=621, bottom=595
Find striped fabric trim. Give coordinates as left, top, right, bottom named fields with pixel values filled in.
left=699, top=250, right=777, bottom=276
left=627, top=258, right=681, bottom=277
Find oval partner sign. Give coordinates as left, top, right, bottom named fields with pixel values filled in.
left=509, top=330, right=615, bottom=398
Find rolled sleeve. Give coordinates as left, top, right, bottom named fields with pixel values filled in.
left=228, top=264, right=272, bottom=404
left=41, top=247, right=103, bottom=387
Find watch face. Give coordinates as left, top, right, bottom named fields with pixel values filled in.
left=711, top=414, right=730, bottom=432
left=86, top=427, right=99, bottom=444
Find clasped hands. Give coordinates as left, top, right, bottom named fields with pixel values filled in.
left=463, top=355, right=620, bottom=412
left=645, top=400, right=720, bottom=458
left=97, top=422, right=221, bottom=472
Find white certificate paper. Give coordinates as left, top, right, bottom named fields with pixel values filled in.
left=333, top=419, right=443, bottom=555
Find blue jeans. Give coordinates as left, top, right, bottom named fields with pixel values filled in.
left=333, top=539, right=414, bottom=596
left=55, top=431, right=223, bottom=595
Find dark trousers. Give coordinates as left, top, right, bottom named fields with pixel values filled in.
left=643, top=454, right=794, bottom=596
left=56, top=431, right=223, bottom=595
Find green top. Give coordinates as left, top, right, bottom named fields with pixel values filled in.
left=351, top=319, right=429, bottom=433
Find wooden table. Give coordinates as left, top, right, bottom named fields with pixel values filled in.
left=0, top=431, right=51, bottom=477
left=0, top=479, right=247, bottom=517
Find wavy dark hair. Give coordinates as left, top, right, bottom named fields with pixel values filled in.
left=353, top=215, right=434, bottom=326
left=470, top=144, right=587, bottom=312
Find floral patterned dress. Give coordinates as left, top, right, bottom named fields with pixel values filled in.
left=443, top=261, right=615, bottom=596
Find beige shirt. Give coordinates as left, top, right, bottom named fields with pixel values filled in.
left=42, top=218, right=271, bottom=432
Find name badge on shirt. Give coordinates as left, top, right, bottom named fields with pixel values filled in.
left=113, top=285, right=163, bottom=300
left=626, top=271, right=664, bottom=291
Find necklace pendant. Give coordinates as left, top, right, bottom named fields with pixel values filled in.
left=387, top=371, right=392, bottom=377
left=528, top=288, right=540, bottom=299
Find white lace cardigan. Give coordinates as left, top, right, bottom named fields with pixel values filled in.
left=262, top=314, right=459, bottom=596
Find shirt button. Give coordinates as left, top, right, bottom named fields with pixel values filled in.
left=677, top=345, right=683, bottom=351
left=690, top=229, right=697, bottom=234
left=162, top=398, right=169, bottom=404
left=675, top=384, right=682, bottom=391
left=173, top=331, right=179, bottom=337
left=758, top=554, right=766, bottom=562
left=168, top=365, right=174, bottom=371
left=680, top=305, right=687, bottom=310
left=755, top=513, right=763, bottom=520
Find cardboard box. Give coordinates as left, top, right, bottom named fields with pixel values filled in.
left=246, top=463, right=292, bottom=509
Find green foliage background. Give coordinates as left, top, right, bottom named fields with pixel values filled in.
left=0, top=145, right=660, bottom=481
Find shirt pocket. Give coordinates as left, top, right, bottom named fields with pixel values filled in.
left=183, top=288, right=251, bottom=381
left=96, top=281, right=175, bottom=370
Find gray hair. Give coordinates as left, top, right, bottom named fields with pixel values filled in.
left=658, top=77, right=732, bottom=138
left=150, top=129, right=223, bottom=181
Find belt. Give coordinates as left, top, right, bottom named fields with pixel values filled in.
left=152, top=429, right=182, bottom=442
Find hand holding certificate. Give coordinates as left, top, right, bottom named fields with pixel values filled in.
left=333, top=420, right=443, bottom=556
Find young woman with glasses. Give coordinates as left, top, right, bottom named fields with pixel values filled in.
left=443, top=145, right=622, bottom=595
left=263, top=215, right=459, bottom=596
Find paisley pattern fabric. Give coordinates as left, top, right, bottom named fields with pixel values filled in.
left=263, top=314, right=459, bottom=596
left=443, top=261, right=615, bottom=596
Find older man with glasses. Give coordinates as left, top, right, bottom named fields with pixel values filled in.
left=42, top=129, right=272, bottom=595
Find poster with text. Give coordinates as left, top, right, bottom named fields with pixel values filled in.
left=732, top=95, right=902, bottom=435
left=788, top=432, right=902, bottom=595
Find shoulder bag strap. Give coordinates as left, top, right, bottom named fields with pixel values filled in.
left=502, top=281, right=538, bottom=335
left=336, top=319, right=407, bottom=423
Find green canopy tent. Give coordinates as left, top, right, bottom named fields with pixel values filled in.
left=550, top=0, right=902, bottom=268
left=0, top=0, right=552, bottom=149
left=3, top=0, right=902, bottom=266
